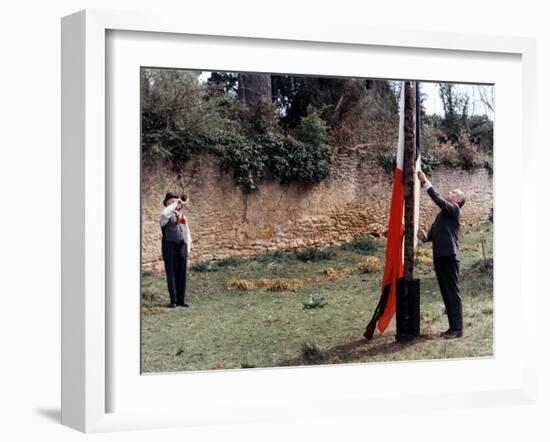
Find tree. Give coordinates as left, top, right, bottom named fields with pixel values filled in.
left=235, top=73, right=278, bottom=133
left=271, top=75, right=351, bottom=129
left=478, top=85, right=494, bottom=113
left=238, top=73, right=272, bottom=108
left=438, top=83, right=470, bottom=140
left=207, top=72, right=239, bottom=95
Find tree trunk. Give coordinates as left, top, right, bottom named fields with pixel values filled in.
left=238, top=73, right=272, bottom=111
left=403, top=81, right=416, bottom=281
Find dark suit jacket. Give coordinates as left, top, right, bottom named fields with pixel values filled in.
left=424, top=187, right=461, bottom=260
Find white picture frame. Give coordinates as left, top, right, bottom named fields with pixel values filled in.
left=61, top=9, right=537, bottom=433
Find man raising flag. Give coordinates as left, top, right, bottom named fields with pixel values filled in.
left=364, top=81, right=421, bottom=340
left=417, top=170, right=465, bottom=339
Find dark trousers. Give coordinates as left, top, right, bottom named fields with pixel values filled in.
left=162, top=240, right=188, bottom=305
left=434, top=255, right=463, bottom=331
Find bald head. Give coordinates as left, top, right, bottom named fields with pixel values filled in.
left=446, top=188, right=465, bottom=208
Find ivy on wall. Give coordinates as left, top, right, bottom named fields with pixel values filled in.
left=142, top=69, right=332, bottom=194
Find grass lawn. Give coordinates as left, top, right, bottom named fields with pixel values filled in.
left=141, top=222, right=493, bottom=373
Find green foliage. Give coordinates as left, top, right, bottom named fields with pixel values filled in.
left=252, top=246, right=337, bottom=264
left=340, top=235, right=379, bottom=254
left=419, top=118, right=440, bottom=158
left=190, top=256, right=245, bottom=272
left=302, top=295, right=327, bottom=310
left=421, top=84, right=493, bottom=171
left=332, top=80, right=399, bottom=149
left=292, top=104, right=329, bottom=145
left=272, top=75, right=349, bottom=129
left=438, top=83, right=470, bottom=138
left=246, top=99, right=281, bottom=135
left=215, top=133, right=268, bottom=193
left=421, top=154, right=439, bottom=175
left=265, top=133, right=332, bottom=185
left=215, top=131, right=332, bottom=193
left=375, top=152, right=396, bottom=175
left=215, top=256, right=246, bottom=267
left=207, top=72, right=239, bottom=94
left=142, top=223, right=493, bottom=372
left=142, top=69, right=332, bottom=194
left=295, top=248, right=336, bottom=262
left=468, top=115, right=493, bottom=154
left=191, top=260, right=219, bottom=272
left=141, top=69, right=241, bottom=170
left=142, top=68, right=492, bottom=187
left=252, top=250, right=296, bottom=263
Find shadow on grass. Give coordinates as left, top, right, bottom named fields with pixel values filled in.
left=281, top=333, right=440, bottom=367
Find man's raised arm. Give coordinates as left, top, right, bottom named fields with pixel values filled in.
left=160, top=201, right=178, bottom=227
left=417, top=171, right=460, bottom=217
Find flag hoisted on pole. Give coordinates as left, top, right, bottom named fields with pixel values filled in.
left=414, top=81, right=422, bottom=250
left=364, top=81, right=421, bottom=340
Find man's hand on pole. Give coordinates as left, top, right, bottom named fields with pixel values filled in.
left=417, top=170, right=427, bottom=185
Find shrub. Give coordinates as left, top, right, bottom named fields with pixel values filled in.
left=421, top=154, right=439, bottom=175
left=435, top=130, right=483, bottom=170
left=455, top=130, right=483, bottom=170
left=295, top=248, right=336, bottom=262
left=301, top=342, right=325, bottom=365
left=215, top=131, right=332, bottom=193
left=191, top=260, right=219, bottom=272
left=141, top=69, right=239, bottom=171
left=303, top=295, right=327, bottom=309
left=375, top=151, right=396, bottom=175
left=215, top=256, right=246, bottom=267
left=341, top=235, right=379, bottom=254
left=291, top=104, right=329, bottom=146
left=263, top=132, right=332, bottom=185
left=239, top=99, right=280, bottom=134
left=329, top=80, right=399, bottom=150
left=142, top=70, right=333, bottom=193
left=420, top=122, right=441, bottom=158
left=215, top=133, right=268, bottom=193
left=435, top=140, right=460, bottom=167
left=253, top=250, right=295, bottom=263
left=468, top=115, right=493, bottom=154
left=329, top=121, right=359, bottom=147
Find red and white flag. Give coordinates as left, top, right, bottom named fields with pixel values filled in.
left=364, top=83, right=421, bottom=339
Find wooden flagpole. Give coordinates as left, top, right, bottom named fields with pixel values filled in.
left=403, top=81, right=416, bottom=281
left=395, top=80, right=420, bottom=342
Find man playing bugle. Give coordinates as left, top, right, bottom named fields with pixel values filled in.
left=159, top=192, right=192, bottom=308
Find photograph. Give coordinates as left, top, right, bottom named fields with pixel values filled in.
left=139, top=68, right=494, bottom=373
left=0, top=0, right=543, bottom=438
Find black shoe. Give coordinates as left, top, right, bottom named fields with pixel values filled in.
left=440, top=328, right=463, bottom=339
left=167, top=303, right=177, bottom=308
left=178, top=303, right=190, bottom=307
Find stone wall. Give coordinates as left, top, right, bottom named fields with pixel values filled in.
left=141, top=149, right=493, bottom=273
